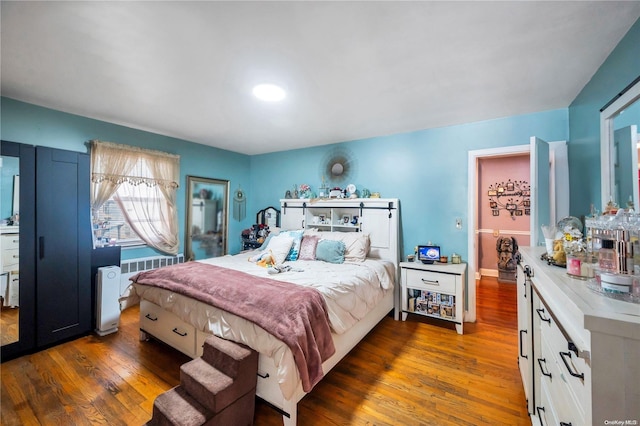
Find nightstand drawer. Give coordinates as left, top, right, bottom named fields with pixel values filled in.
left=404, top=268, right=457, bottom=293
left=1, top=235, right=19, bottom=250
left=2, top=249, right=19, bottom=270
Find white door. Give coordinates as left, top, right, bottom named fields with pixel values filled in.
left=614, top=125, right=639, bottom=208
left=530, top=136, right=550, bottom=247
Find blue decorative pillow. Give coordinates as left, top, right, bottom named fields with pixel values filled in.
left=315, top=239, right=345, bottom=264
left=280, top=230, right=304, bottom=261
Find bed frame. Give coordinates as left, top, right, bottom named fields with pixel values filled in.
left=139, top=198, right=400, bottom=425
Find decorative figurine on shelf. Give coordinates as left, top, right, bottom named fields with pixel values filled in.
left=603, top=198, right=618, bottom=215
left=293, top=184, right=299, bottom=199
left=299, top=183, right=311, bottom=199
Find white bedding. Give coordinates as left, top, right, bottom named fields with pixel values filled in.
left=129, top=251, right=395, bottom=399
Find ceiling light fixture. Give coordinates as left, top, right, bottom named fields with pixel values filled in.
left=252, top=84, right=286, bottom=102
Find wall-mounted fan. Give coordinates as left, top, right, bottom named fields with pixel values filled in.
left=319, top=147, right=357, bottom=186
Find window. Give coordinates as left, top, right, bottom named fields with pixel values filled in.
left=90, top=140, right=180, bottom=254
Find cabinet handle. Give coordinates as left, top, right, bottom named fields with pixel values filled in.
left=537, top=358, right=552, bottom=378
left=560, top=423, right=572, bottom=426
left=257, top=371, right=270, bottom=379
left=144, top=313, right=158, bottom=321
left=559, top=351, right=584, bottom=379
left=421, top=278, right=439, bottom=285
left=536, top=407, right=546, bottom=425
left=12, top=239, right=18, bottom=243
left=12, top=255, right=19, bottom=259
left=172, top=327, right=188, bottom=337
left=519, top=329, right=527, bottom=359
left=535, top=307, right=551, bottom=323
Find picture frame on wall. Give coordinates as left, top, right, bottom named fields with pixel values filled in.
left=515, top=210, right=523, bottom=216
left=488, top=190, right=497, bottom=196
left=525, top=209, right=531, bottom=215
left=492, top=210, right=500, bottom=216
left=523, top=199, right=530, bottom=207
left=489, top=201, right=498, bottom=208
left=506, top=182, right=514, bottom=191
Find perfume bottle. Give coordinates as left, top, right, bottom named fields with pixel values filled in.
left=599, top=239, right=616, bottom=272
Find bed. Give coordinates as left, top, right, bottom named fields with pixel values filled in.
left=126, top=199, right=400, bottom=425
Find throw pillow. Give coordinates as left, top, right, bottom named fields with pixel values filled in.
left=298, top=235, right=320, bottom=260
left=315, top=239, right=345, bottom=264
left=265, top=235, right=295, bottom=264
left=279, top=229, right=304, bottom=261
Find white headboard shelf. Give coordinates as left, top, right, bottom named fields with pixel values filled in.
left=279, top=198, right=400, bottom=267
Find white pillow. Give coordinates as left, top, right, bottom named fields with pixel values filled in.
left=265, top=235, right=295, bottom=264
left=312, top=231, right=370, bottom=262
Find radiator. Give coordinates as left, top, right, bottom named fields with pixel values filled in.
left=119, top=253, right=184, bottom=296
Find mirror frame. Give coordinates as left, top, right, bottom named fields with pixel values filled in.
left=601, top=77, right=640, bottom=210
left=185, top=176, right=229, bottom=261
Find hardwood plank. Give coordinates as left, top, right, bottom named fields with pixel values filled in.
left=1, top=277, right=530, bottom=425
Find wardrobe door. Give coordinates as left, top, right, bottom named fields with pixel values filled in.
left=36, top=147, right=91, bottom=347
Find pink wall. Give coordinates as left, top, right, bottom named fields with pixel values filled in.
left=478, top=154, right=530, bottom=272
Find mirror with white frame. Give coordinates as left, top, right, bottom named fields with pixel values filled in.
left=185, top=176, right=229, bottom=261
left=601, top=77, right=640, bottom=211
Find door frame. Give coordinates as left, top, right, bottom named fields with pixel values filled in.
left=467, top=145, right=530, bottom=323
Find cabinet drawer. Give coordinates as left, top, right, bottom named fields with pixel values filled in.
left=539, top=333, right=586, bottom=425
left=538, top=300, right=590, bottom=411
left=1, top=235, right=19, bottom=250
left=404, top=268, right=456, bottom=293
left=140, top=300, right=196, bottom=357
left=2, top=249, right=19, bottom=270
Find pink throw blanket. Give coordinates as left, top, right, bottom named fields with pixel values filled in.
left=131, top=262, right=336, bottom=392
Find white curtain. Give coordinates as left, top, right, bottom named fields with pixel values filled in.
left=90, top=140, right=180, bottom=255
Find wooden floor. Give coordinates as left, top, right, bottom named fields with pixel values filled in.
left=1, top=278, right=530, bottom=425
left=0, top=306, right=19, bottom=346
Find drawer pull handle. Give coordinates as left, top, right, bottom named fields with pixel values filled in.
left=172, top=328, right=188, bottom=337
left=560, top=423, right=572, bottom=426
left=144, top=313, right=158, bottom=322
left=559, top=351, right=584, bottom=379
left=536, top=407, right=546, bottom=425
left=11, top=278, right=19, bottom=282
left=12, top=255, right=19, bottom=259
left=537, top=358, right=552, bottom=378
left=535, top=307, right=551, bottom=323
left=12, top=239, right=19, bottom=243
left=519, top=329, right=528, bottom=359
left=257, top=371, right=270, bottom=379
left=421, top=278, right=439, bottom=285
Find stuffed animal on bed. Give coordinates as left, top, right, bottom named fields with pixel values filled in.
left=248, top=249, right=276, bottom=267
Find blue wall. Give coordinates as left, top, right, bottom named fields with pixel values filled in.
left=2, top=17, right=638, bottom=264
left=0, top=97, right=253, bottom=258
left=568, top=18, right=640, bottom=216
left=249, top=109, right=568, bottom=260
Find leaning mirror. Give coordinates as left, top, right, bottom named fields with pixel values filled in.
left=1, top=154, right=20, bottom=346
left=185, top=176, right=229, bottom=261
left=601, top=77, right=640, bottom=210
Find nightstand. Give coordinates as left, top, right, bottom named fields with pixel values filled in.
left=400, top=261, right=467, bottom=334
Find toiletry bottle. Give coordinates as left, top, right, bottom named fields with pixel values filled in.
left=599, top=239, right=616, bottom=272
left=615, top=230, right=634, bottom=274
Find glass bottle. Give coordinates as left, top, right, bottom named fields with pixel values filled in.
left=598, top=239, right=616, bottom=272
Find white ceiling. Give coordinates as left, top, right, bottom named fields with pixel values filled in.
left=2, top=1, right=639, bottom=155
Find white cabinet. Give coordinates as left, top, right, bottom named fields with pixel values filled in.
left=518, top=247, right=640, bottom=425
left=400, top=261, right=466, bottom=334
left=516, top=262, right=535, bottom=415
